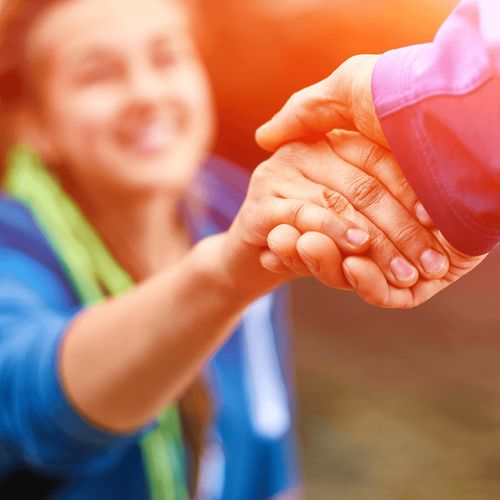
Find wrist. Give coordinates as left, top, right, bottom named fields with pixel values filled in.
left=189, top=233, right=287, bottom=307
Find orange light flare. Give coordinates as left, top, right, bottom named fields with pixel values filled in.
left=189, top=0, right=460, bottom=169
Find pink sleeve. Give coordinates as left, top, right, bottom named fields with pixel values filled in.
left=372, top=0, right=500, bottom=255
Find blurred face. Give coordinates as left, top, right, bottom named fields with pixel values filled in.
left=24, top=0, right=214, bottom=197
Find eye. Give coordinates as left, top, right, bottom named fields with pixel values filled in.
left=75, top=62, right=123, bottom=86
left=152, top=46, right=178, bottom=69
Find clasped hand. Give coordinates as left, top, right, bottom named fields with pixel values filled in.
left=243, top=55, right=485, bottom=308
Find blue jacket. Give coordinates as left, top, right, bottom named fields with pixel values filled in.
left=0, top=158, right=300, bottom=499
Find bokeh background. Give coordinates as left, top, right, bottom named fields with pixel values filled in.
left=292, top=251, right=500, bottom=500
left=188, top=1, right=500, bottom=498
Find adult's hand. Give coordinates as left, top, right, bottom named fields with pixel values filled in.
left=266, top=132, right=486, bottom=308
left=255, top=55, right=386, bottom=152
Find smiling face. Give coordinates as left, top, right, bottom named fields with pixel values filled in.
left=22, top=0, right=214, bottom=198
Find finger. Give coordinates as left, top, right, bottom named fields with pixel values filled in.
left=271, top=155, right=419, bottom=288
left=268, top=166, right=373, bottom=250
left=275, top=148, right=418, bottom=287
left=245, top=153, right=368, bottom=253
left=328, top=131, right=436, bottom=228
left=300, top=143, right=449, bottom=280
left=255, top=78, right=353, bottom=152
left=272, top=198, right=371, bottom=255
left=415, top=202, right=435, bottom=228
left=342, top=256, right=415, bottom=309
left=256, top=55, right=385, bottom=152
left=267, top=224, right=310, bottom=276
left=260, top=249, right=291, bottom=274
left=296, top=232, right=351, bottom=290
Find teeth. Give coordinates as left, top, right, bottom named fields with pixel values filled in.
left=134, top=123, right=175, bottom=153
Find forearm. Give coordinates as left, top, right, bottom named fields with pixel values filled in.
left=60, top=233, right=282, bottom=433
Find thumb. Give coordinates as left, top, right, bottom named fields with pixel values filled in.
left=255, top=77, right=353, bottom=152
left=256, top=54, right=383, bottom=152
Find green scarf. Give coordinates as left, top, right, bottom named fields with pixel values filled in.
left=4, top=145, right=189, bottom=500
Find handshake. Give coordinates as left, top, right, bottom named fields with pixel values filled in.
left=224, top=56, right=485, bottom=309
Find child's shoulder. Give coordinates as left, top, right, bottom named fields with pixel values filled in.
left=0, top=194, right=43, bottom=245
left=0, top=193, right=71, bottom=283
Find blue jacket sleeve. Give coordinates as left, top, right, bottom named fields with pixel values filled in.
left=0, top=247, right=142, bottom=477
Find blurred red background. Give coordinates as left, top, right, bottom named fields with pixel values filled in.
left=191, top=0, right=458, bottom=169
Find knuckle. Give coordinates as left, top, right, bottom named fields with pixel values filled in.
left=368, top=230, right=386, bottom=251
left=320, top=188, right=349, bottom=214
left=252, top=161, right=273, bottom=184
left=291, top=89, right=329, bottom=133
left=250, top=161, right=279, bottom=198
left=317, top=211, right=339, bottom=236
left=290, top=93, right=310, bottom=125
left=276, top=141, right=307, bottom=161
left=288, top=201, right=309, bottom=227
left=349, top=176, right=384, bottom=211
left=359, top=142, right=387, bottom=173
left=397, top=176, right=417, bottom=202
left=393, top=223, right=424, bottom=247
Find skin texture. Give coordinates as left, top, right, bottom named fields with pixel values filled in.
left=235, top=138, right=454, bottom=289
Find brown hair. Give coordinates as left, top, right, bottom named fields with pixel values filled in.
left=0, top=0, right=61, bottom=169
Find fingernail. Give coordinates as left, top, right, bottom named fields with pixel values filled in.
left=415, top=202, right=433, bottom=225
left=346, top=228, right=369, bottom=247
left=390, top=257, right=417, bottom=282
left=420, top=249, right=447, bottom=276
left=343, top=262, right=358, bottom=290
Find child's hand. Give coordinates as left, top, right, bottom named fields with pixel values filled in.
left=266, top=132, right=486, bottom=308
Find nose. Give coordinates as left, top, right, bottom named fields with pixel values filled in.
left=125, top=63, right=167, bottom=116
